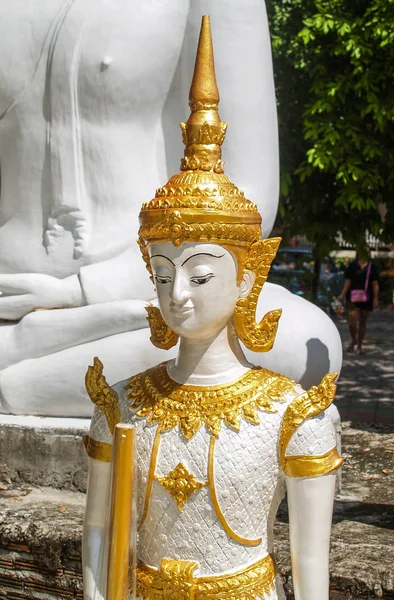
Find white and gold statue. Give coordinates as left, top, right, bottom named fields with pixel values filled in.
left=83, top=17, right=343, bottom=600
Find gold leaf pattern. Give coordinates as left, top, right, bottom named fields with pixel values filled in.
left=124, top=362, right=296, bottom=440
left=138, top=221, right=262, bottom=253
left=279, top=372, right=338, bottom=469
left=136, top=554, right=276, bottom=599
left=85, top=357, right=120, bottom=435
left=155, top=463, right=207, bottom=512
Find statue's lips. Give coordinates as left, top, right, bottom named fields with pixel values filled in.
left=170, top=307, right=194, bottom=317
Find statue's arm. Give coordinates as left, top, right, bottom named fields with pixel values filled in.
left=0, top=248, right=152, bottom=321
left=0, top=272, right=83, bottom=320
left=83, top=364, right=120, bottom=599
left=280, top=375, right=343, bottom=599
left=83, top=457, right=111, bottom=600
left=78, top=248, right=151, bottom=305
left=165, top=0, right=279, bottom=237
left=286, top=473, right=336, bottom=600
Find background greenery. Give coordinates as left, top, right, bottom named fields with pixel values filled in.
left=266, top=0, right=394, bottom=262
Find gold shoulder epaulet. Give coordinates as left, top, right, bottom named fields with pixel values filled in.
left=279, top=372, right=338, bottom=469
left=85, top=357, right=120, bottom=435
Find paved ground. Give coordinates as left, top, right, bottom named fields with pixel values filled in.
left=334, top=310, right=394, bottom=425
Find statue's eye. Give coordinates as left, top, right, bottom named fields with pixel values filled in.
left=190, top=273, right=215, bottom=285
left=154, top=275, right=172, bottom=285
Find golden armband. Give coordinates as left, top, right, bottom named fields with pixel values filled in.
left=283, top=446, right=344, bottom=478
left=83, top=435, right=112, bottom=462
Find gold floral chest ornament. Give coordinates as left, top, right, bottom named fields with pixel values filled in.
left=124, top=362, right=295, bottom=440
left=155, top=462, right=208, bottom=512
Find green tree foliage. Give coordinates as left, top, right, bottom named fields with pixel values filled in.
left=266, top=0, right=394, bottom=253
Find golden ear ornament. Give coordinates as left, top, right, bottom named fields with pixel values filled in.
left=146, top=305, right=179, bottom=351
left=233, top=238, right=282, bottom=352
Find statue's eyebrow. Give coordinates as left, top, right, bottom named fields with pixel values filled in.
left=181, top=253, right=225, bottom=266
left=150, top=255, right=175, bottom=266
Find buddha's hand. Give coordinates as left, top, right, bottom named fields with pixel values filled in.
left=0, top=273, right=83, bottom=320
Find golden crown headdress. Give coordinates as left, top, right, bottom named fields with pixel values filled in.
left=138, top=16, right=282, bottom=353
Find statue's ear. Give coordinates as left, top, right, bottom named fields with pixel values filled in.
left=238, top=270, right=255, bottom=299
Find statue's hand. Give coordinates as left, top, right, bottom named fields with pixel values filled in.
left=0, top=273, right=83, bottom=320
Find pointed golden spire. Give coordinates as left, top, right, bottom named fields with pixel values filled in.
left=180, top=15, right=227, bottom=173
left=189, top=15, right=220, bottom=109
left=139, top=14, right=263, bottom=261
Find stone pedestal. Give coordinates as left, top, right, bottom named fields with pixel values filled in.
left=0, top=415, right=89, bottom=491
left=0, top=415, right=88, bottom=599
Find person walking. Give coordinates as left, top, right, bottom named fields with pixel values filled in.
left=338, top=247, right=379, bottom=354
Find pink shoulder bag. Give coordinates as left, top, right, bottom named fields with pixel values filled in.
left=350, top=262, right=371, bottom=303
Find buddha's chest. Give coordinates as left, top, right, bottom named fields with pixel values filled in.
left=0, top=0, right=187, bottom=117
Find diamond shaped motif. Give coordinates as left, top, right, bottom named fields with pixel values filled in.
left=155, top=463, right=207, bottom=512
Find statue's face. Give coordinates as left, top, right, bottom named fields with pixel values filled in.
left=149, top=242, right=250, bottom=340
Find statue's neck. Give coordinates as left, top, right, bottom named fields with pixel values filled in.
left=166, top=325, right=251, bottom=386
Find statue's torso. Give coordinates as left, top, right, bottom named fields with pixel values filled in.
left=87, top=361, right=339, bottom=598
left=109, top=366, right=301, bottom=576
left=134, top=413, right=286, bottom=574
left=0, top=0, right=188, bottom=278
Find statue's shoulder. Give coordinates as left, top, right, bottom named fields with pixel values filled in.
left=85, top=357, right=122, bottom=435
left=278, top=372, right=342, bottom=477
left=84, top=358, right=136, bottom=462
left=280, top=371, right=338, bottom=430
left=258, top=367, right=298, bottom=390
left=124, top=362, right=162, bottom=388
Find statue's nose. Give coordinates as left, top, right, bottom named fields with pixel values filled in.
left=170, top=271, right=191, bottom=305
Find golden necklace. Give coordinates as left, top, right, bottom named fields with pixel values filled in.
left=124, top=363, right=296, bottom=439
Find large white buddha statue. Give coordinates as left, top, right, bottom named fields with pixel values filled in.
left=82, top=18, right=343, bottom=599
left=0, top=0, right=341, bottom=416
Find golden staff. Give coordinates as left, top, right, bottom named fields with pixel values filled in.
left=107, top=424, right=137, bottom=600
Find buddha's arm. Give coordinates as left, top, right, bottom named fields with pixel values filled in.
left=286, top=473, right=336, bottom=600
left=0, top=248, right=154, bottom=368
left=0, top=299, right=149, bottom=370
left=0, top=273, right=83, bottom=320
left=83, top=457, right=111, bottom=600
left=0, top=248, right=150, bottom=321
left=166, top=0, right=279, bottom=237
